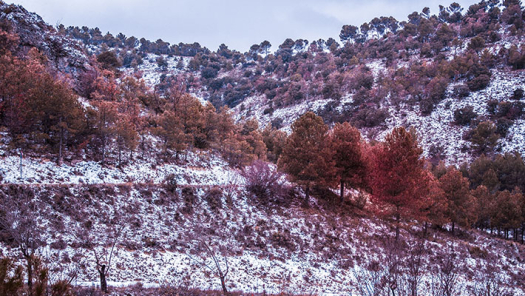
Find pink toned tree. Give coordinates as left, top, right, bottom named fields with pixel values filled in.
left=368, top=127, right=430, bottom=239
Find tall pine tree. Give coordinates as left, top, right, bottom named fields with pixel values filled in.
left=368, top=127, right=430, bottom=240
left=329, top=122, right=366, bottom=203
left=278, top=112, right=334, bottom=205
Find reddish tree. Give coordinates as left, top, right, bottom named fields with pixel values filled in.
left=368, top=127, right=430, bottom=239
left=329, top=122, right=367, bottom=203
left=419, top=173, right=449, bottom=235
left=439, top=167, right=478, bottom=234
left=278, top=112, right=335, bottom=205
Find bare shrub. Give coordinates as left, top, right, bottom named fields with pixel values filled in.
left=352, top=261, right=386, bottom=296
left=0, top=189, right=45, bottom=295
left=403, top=240, right=426, bottom=296
left=0, top=257, right=24, bottom=295
left=241, top=160, right=285, bottom=204
left=430, top=247, right=460, bottom=296
left=381, top=237, right=405, bottom=296
left=164, top=173, right=178, bottom=193
left=181, top=187, right=197, bottom=214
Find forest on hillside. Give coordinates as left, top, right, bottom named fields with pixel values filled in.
left=0, top=0, right=525, bottom=295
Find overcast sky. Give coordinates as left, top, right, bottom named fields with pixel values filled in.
left=11, top=0, right=479, bottom=52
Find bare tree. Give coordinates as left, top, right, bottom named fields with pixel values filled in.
left=430, top=247, right=459, bottom=296
left=241, top=160, right=286, bottom=204
left=404, top=240, right=425, bottom=296
left=0, top=189, right=45, bottom=296
left=469, top=259, right=511, bottom=296
left=73, top=201, right=126, bottom=294
left=382, top=238, right=404, bottom=296
left=187, top=212, right=231, bottom=295
left=191, top=239, right=229, bottom=295
left=93, top=224, right=125, bottom=294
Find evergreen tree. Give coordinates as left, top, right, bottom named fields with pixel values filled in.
left=439, top=167, right=478, bottom=234
left=368, top=127, right=430, bottom=239
left=278, top=112, right=334, bottom=205
left=329, top=122, right=366, bottom=203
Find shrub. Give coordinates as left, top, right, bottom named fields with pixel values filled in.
left=512, top=88, right=524, bottom=100
left=181, top=187, right=196, bottom=214
left=97, top=51, right=121, bottom=70
left=453, top=84, right=470, bottom=98
left=420, top=98, right=435, bottom=115
left=467, top=74, right=491, bottom=91
left=496, top=101, right=524, bottom=120
left=352, top=107, right=389, bottom=128
left=204, top=187, right=223, bottom=211
left=201, top=67, right=218, bottom=79
left=496, top=118, right=513, bottom=137
left=486, top=99, right=499, bottom=115
left=241, top=160, right=285, bottom=204
left=0, top=257, right=23, bottom=295
left=164, top=174, right=178, bottom=193
left=470, top=121, right=500, bottom=155
left=454, top=106, right=477, bottom=126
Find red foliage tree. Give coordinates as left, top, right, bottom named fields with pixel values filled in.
left=368, top=127, right=430, bottom=239
left=278, top=112, right=335, bottom=205
left=439, top=167, right=478, bottom=234
left=328, top=122, right=367, bottom=203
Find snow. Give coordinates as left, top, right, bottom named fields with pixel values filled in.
left=0, top=151, right=238, bottom=186
left=380, top=69, right=525, bottom=164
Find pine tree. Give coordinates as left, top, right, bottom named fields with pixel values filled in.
left=277, top=112, right=334, bottom=205
left=368, top=127, right=430, bottom=239
left=493, top=189, right=523, bottom=240
left=329, top=122, right=366, bottom=203
left=439, top=167, right=478, bottom=234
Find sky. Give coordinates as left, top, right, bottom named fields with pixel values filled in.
left=10, top=0, right=480, bottom=52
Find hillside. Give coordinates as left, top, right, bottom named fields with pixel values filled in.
left=0, top=153, right=524, bottom=295
left=0, top=0, right=525, bottom=295
left=56, top=0, right=525, bottom=164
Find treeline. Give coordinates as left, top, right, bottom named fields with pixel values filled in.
left=61, top=1, right=525, bottom=122
left=275, top=112, right=525, bottom=242
left=0, top=24, right=277, bottom=168
left=68, top=0, right=525, bottom=161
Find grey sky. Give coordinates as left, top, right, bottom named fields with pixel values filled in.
left=10, top=0, right=479, bottom=52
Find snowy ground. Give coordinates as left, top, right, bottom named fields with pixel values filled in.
left=0, top=151, right=238, bottom=186
left=0, top=150, right=524, bottom=295
left=382, top=69, right=525, bottom=164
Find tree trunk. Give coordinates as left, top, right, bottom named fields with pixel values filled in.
left=99, top=265, right=107, bottom=293
left=118, top=140, right=122, bottom=167
left=395, top=206, right=400, bottom=241
left=220, top=276, right=228, bottom=296
left=102, top=134, right=106, bottom=165
left=304, top=185, right=310, bottom=206
left=423, top=222, right=428, bottom=238
left=521, top=223, right=525, bottom=244
left=451, top=221, right=455, bottom=236
left=58, top=120, right=64, bottom=166
left=19, top=150, right=23, bottom=179
left=141, top=134, right=146, bottom=158
left=26, top=255, right=33, bottom=296
left=340, top=180, right=344, bottom=203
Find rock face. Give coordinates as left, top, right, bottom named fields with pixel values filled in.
left=0, top=1, right=92, bottom=89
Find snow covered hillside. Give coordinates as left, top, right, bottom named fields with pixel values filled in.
left=0, top=150, right=524, bottom=295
